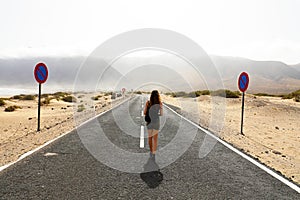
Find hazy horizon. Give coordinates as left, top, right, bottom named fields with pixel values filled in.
left=1, top=53, right=300, bottom=96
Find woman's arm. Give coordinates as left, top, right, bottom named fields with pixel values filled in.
left=143, top=101, right=149, bottom=115
left=159, top=102, right=163, bottom=116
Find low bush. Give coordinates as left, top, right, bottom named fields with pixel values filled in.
left=166, top=90, right=211, bottom=98
left=4, top=105, right=21, bottom=112
left=199, top=90, right=210, bottom=95
left=11, top=94, right=36, bottom=100
left=53, top=92, right=70, bottom=100
left=22, top=95, right=36, bottom=100
left=254, top=93, right=275, bottom=97
left=295, top=95, right=300, bottom=102
left=211, top=90, right=240, bottom=98
left=91, top=96, right=99, bottom=101
left=42, top=98, right=51, bottom=105
left=134, top=91, right=142, bottom=95
left=166, top=90, right=239, bottom=98
left=62, top=96, right=77, bottom=103
left=53, top=91, right=69, bottom=96
left=282, top=89, right=300, bottom=100
left=12, top=95, right=22, bottom=99
left=0, top=99, right=5, bottom=106
left=282, top=94, right=293, bottom=99
left=5, top=106, right=15, bottom=112
left=171, top=91, right=187, bottom=98
left=254, top=93, right=285, bottom=98
left=77, top=104, right=85, bottom=112
left=41, top=94, right=49, bottom=98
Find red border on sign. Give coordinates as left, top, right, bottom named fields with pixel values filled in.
left=238, top=72, right=249, bottom=93
left=34, top=63, right=48, bottom=84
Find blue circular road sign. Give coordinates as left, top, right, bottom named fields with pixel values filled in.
left=34, top=63, right=48, bottom=84
left=238, top=72, right=249, bottom=92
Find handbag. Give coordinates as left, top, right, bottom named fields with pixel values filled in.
left=145, top=103, right=151, bottom=123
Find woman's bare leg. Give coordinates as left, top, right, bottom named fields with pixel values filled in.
left=148, top=129, right=153, bottom=153
left=152, top=130, right=159, bottom=154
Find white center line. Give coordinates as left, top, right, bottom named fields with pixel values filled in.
left=140, top=126, right=144, bottom=148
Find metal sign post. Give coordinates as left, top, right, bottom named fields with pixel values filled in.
left=34, top=63, right=48, bottom=132
left=241, top=91, right=245, bottom=134
left=238, top=72, right=249, bottom=135
left=37, top=83, right=41, bottom=131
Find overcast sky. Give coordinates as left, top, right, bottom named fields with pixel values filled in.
left=0, top=0, right=299, bottom=64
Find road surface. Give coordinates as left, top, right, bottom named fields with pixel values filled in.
left=0, top=96, right=299, bottom=199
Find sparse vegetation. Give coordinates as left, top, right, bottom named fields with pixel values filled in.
left=77, top=104, right=85, bottom=112
left=4, top=105, right=21, bottom=112
left=0, top=99, right=5, bottom=106
left=42, top=97, right=52, bottom=105
left=22, top=95, right=36, bottom=100
left=12, top=95, right=22, bottom=99
left=166, top=90, right=211, bottom=98
left=281, top=89, right=300, bottom=102
left=282, top=94, right=293, bottom=99
left=62, top=96, right=77, bottom=103
left=53, top=92, right=70, bottom=100
left=5, top=106, right=15, bottom=112
left=53, top=92, right=69, bottom=97
left=254, top=93, right=275, bottom=97
left=11, top=94, right=36, bottom=100
left=198, top=90, right=210, bottom=96
left=254, top=93, right=284, bottom=97
left=253, top=89, right=300, bottom=102
left=295, top=95, right=300, bottom=102
left=211, top=90, right=240, bottom=98
left=91, top=96, right=99, bottom=101
left=134, top=91, right=142, bottom=95
left=41, top=94, right=49, bottom=98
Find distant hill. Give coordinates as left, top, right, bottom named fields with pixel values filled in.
left=0, top=57, right=84, bottom=91
left=0, top=55, right=299, bottom=94
left=291, top=63, right=300, bottom=72
left=210, top=56, right=300, bottom=94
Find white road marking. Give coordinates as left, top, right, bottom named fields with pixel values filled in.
left=44, top=152, right=58, bottom=157
left=140, top=126, right=145, bottom=148
left=163, top=103, right=300, bottom=194
left=141, top=110, right=144, bottom=116
left=0, top=97, right=133, bottom=172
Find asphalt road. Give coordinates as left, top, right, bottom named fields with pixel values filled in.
left=0, top=95, right=299, bottom=199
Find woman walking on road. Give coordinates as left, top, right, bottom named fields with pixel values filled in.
left=144, top=90, right=163, bottom=160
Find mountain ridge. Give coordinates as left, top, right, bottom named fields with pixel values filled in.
left=0, top=55, right=299, bottom=94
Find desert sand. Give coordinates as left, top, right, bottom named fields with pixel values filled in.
left=162, top=94, right=300, bottom=184
left=0, top=93, right=127, bottom=167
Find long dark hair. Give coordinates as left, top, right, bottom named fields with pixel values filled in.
left=149, top=90, right=161, bottom=106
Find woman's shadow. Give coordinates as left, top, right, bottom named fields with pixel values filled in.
left=140, top=157, right=163, bottom=188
